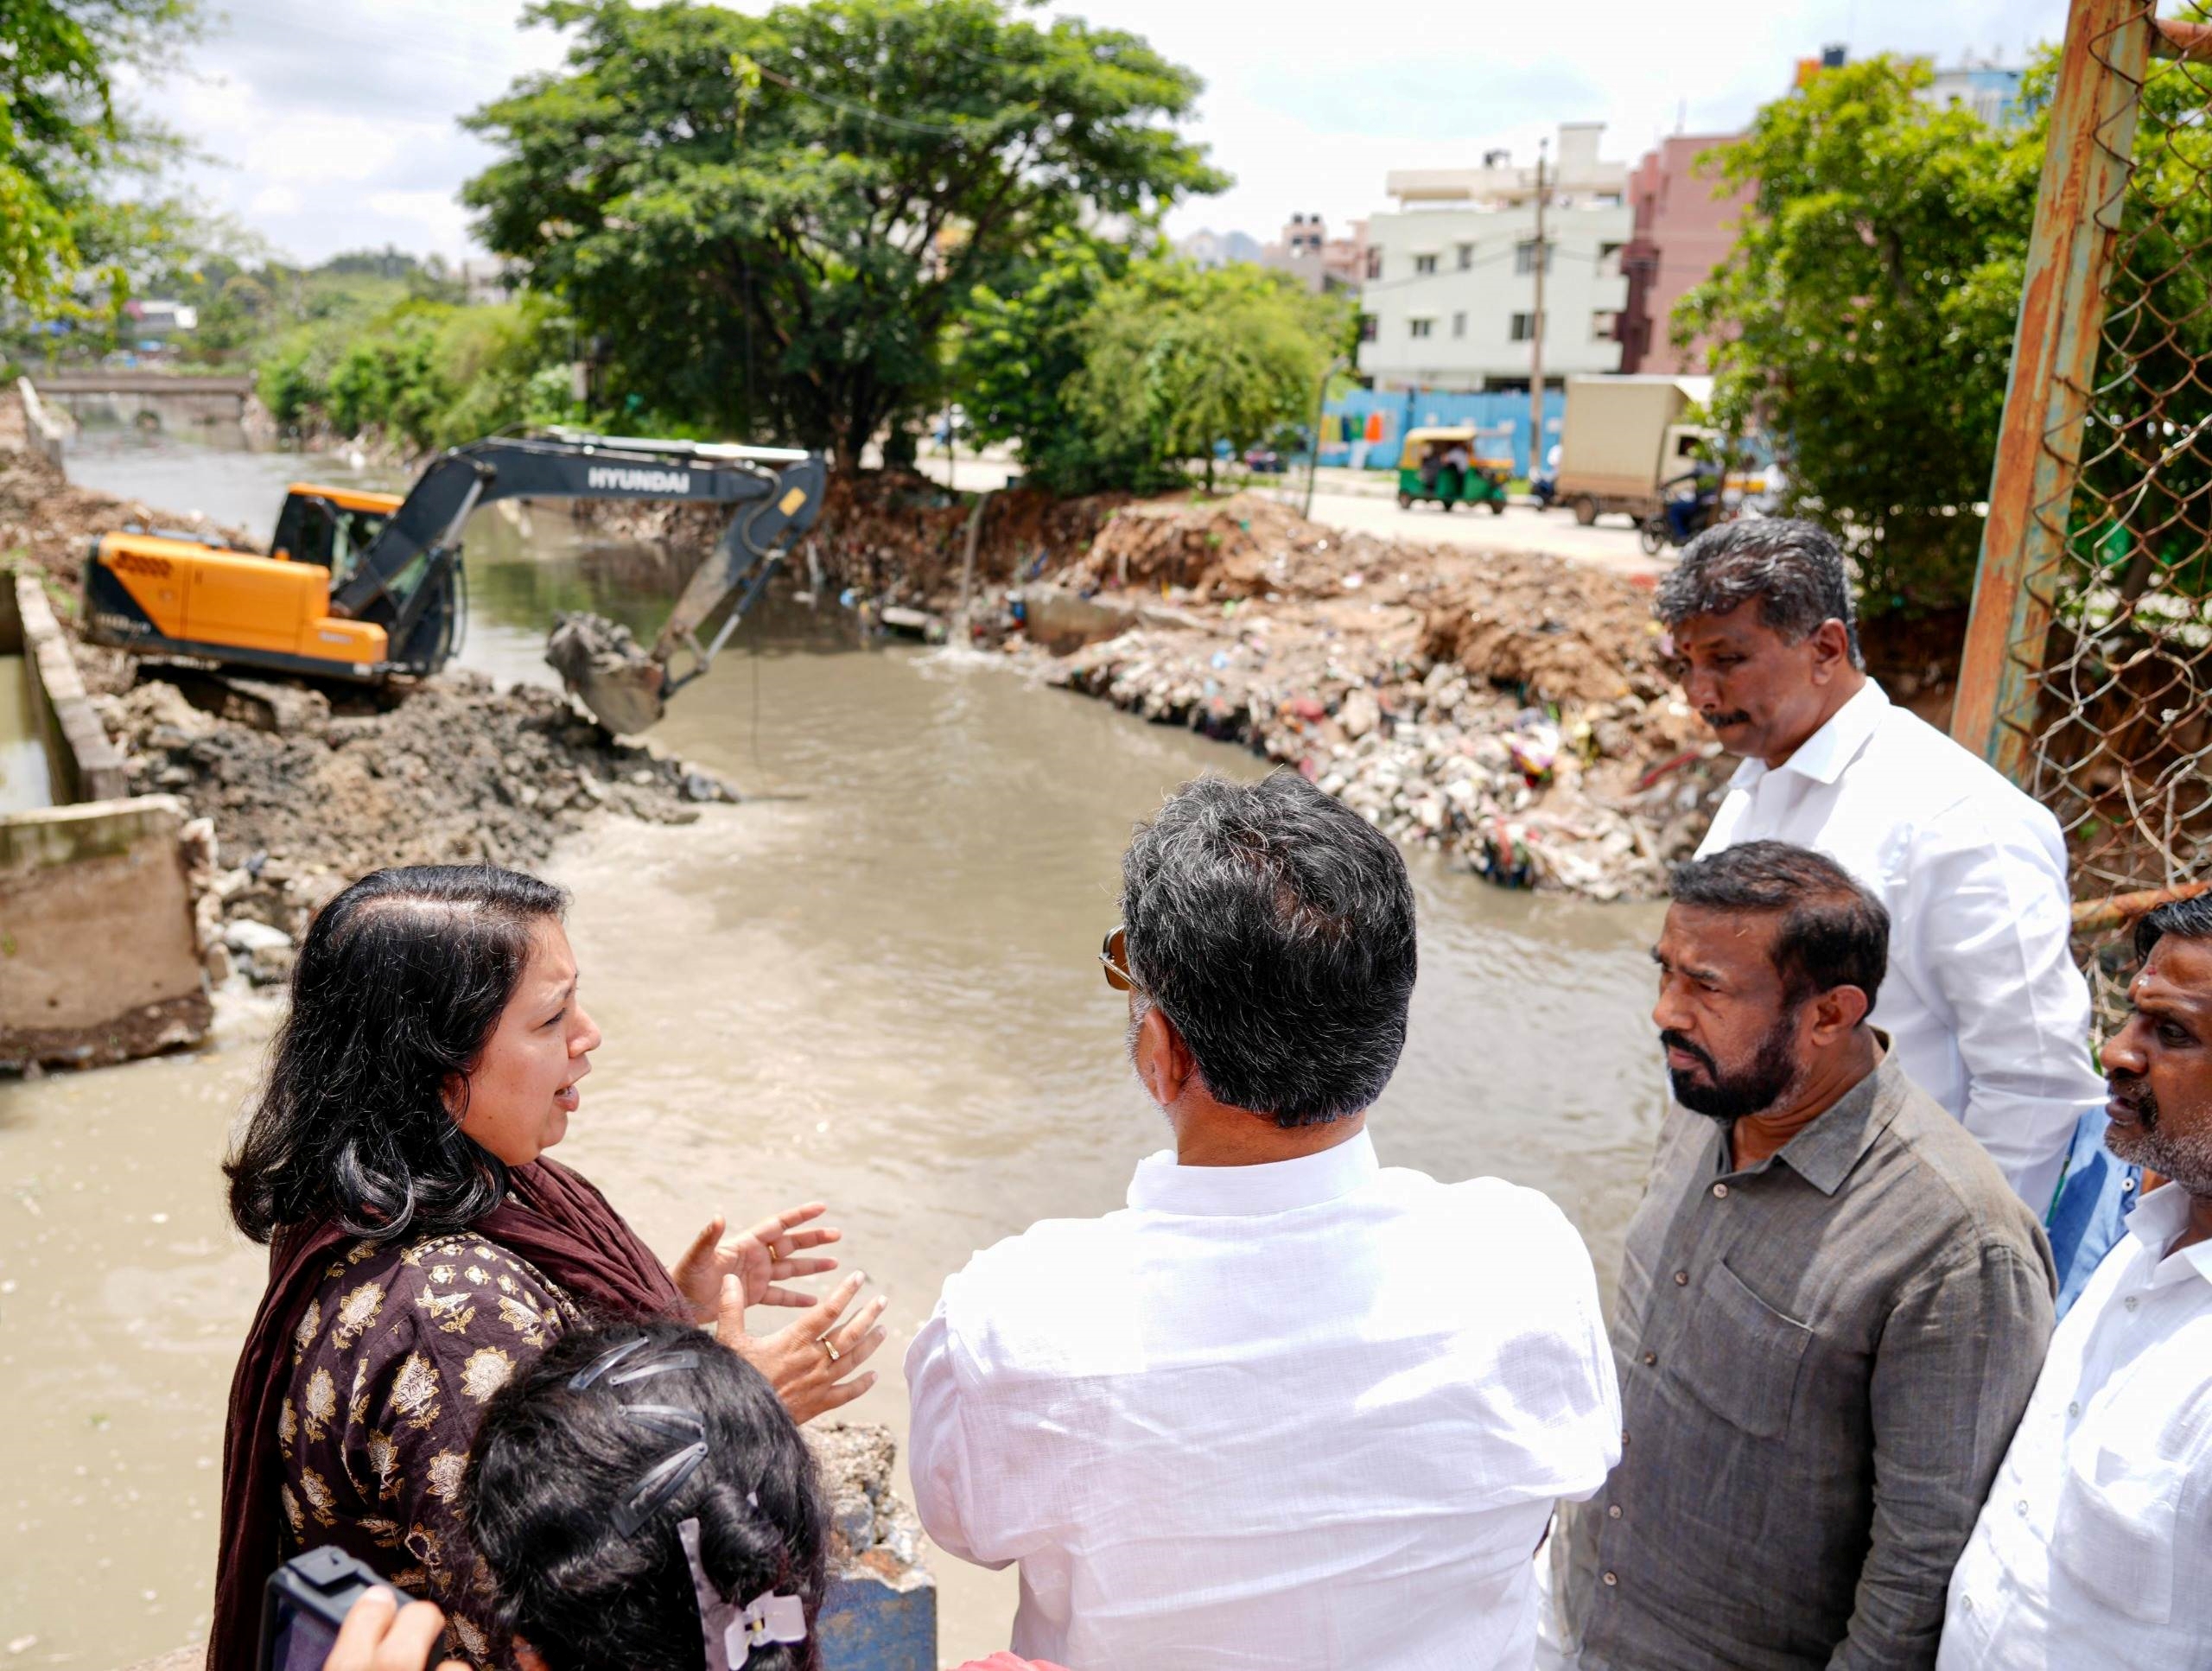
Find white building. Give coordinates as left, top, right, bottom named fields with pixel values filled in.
left=1357, top=122, right=1632, bottom=392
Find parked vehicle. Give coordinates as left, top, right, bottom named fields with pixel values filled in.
left=1244, top=446, right=1286, bottom=473
left=1395, top=425, right=1510, bottom=514
left=1555, top=375, right=1741, bottom=527
left=1529, top=442, right=1562, bottom=511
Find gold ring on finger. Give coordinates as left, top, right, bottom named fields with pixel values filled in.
left=819, top=1335, right=841, bottom=1363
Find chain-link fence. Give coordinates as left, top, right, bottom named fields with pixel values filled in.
left=1952, top=1, right=2212, bottom=1023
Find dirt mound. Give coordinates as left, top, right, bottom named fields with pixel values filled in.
left=1415, top=561, right=1674, bottom=707
left=97, top=670, right=732, bottom=949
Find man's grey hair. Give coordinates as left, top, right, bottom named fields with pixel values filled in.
left=1120, top=769, right=1417, bottom=1128
left=1655, top=518, right=1864, bottom=669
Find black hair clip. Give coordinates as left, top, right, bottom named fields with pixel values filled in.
left=607, top=1350, right=700, bottom=1388
left=611, top=1440, right=709, bottom=1537
left=568, top=1336, right=649, bottom=1390
left=620, top=1403, right=707, bottom=1443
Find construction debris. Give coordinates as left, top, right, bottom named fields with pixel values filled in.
left=544, top=611, right=667, bottom=736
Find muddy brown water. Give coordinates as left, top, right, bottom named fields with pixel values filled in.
left=2, top=435, right=1669, bottom=1667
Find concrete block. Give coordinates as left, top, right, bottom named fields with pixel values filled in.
left=807, top=1422, right=938, bottom=1671
left=0, top=794, right=212, bottom=1068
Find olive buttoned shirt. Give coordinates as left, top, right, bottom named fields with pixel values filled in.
left=1560, top=1046, right=2056, bottom=1671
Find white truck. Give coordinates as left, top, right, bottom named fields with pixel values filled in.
left=1553, top=374, right=1719, bottom=528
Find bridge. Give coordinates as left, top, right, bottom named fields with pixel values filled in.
left=29, top=372, right=259, bottom=435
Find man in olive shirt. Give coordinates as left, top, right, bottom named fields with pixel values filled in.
left=1557, top=841, right=2056, bottom=1670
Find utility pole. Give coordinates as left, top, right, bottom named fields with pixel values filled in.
left=1528, top=137, right=1549, bottom=479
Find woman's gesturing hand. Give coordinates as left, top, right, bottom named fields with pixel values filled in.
left=323, top=1587, right=465, bottom=1671
left=671, top=1202, right=842, bottom=1325
left=715, top=1271, right=888, bottom=1425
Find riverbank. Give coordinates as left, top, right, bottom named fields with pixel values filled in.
left=594, top=477, right=1729, bottom=901
left=2, top=391, right=734, bottom=999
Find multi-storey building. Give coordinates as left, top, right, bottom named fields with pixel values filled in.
left=1618, top=134, right=1753, bottom=374
left=1261, top=214, right=1370, bottom=295
left=1355, top=123, right=1632, bottom=392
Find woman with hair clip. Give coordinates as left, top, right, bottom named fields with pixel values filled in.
left=210, top=866, right=889, bottom=1671
left=317, top=1321, right=1060, bottom=1671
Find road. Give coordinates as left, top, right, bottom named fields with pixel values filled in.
left=911, top=453, right=1666, bottom=581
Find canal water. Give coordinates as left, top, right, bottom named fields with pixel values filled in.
left=2, top=434, right=1670, bottom=1668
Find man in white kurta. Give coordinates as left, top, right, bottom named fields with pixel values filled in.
left=1662, top=520, right=2105, bottom=1218
left=906, top=771, right=1621, bottom=1670
left=1939, top=894, right=2212, bottom=1667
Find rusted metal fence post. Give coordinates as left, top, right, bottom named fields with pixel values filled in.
left=1951, top=0, right=2152, bottom=778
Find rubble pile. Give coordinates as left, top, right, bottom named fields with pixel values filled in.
left=92, top=671, right=733, bottom=984
left=1027, top=496, right=1727, bottom=901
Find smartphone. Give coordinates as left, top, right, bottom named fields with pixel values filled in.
left=258, top=1547, right=423, bottom=1671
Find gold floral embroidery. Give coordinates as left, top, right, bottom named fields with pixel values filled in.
left=349, top=1358, right=372, bottom=1428
left=291, top=1299, right=321, bottom=1363
left=429, top=1265, right=456, bottom=1286
left=496, top=1293, right=551, bottom=1346
left=346, top=1241, right=378, bottom=1266
left=425, top=1450, right=469, bottom=1503
left=464, top=1265, right=489, bottom=1286
left=472, top=1246, right=493, bottom=1261
left=280, top=1484, right=305, bottom=1538
left=418, top=1288, right=477, bottom=1335
left=276, top=1399, right=298, bottom=1456
left=365, top=1430, right=401, bottom=1500
left=358, top=1516, right=402, bottom=1549
left=404, top=1522, right=443, bottom=1571
left=302, top=1367, right=338, bottom=1440
left=461, top=1346, right=515, bottom=1402
left=494, top=1274, right=518, bottom=1295
left=391, top=1352, right=441, bottom=1431
left=449, top=1617, right=490, bottom=1661
left=332, top=1280, right=385, bottom=1348
left=299, top=1469, right=337, bottom=1527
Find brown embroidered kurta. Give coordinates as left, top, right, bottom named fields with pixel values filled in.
left=276, top=1232, right=582, bottom=1670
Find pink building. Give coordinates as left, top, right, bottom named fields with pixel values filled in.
left=1619, top=135, right=1752, bottom=374
left=1262, top=214, right=1370, bottom=295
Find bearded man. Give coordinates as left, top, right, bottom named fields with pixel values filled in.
left=1557, top=840, right=2056, bottom=1671
left=1941, top=888, right=2212, bottom=1666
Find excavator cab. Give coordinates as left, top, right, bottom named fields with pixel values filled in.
left=270, top=485, right=404, bottom=590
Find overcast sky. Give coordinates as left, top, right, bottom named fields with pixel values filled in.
left=135, top=0, right=2069, bottom=267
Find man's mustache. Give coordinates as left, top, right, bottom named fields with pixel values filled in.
left=1660, top=1029, right=1716, bottom=1076
left=1701, top=709, right=1753, bottom=729
left=2109, top=1069, right=2159, bottom=1129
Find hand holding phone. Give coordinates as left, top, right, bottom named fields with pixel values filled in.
left=260, top=1548, right=460, bottom=1671
left=324, top=1587, right=460, bottom=1671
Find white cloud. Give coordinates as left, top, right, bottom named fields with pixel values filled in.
left=142, top=0, right=2069, bottom=264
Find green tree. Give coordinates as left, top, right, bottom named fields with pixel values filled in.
left=0, top=0, right=199, bottom=310
left=461, top=0, right=1226, bottom=465
left=1677, top=55, right=2042, bottom=620
left=1073, top=260, right=1344, bottom=491
left=956, top=230, right=1146, bottom=493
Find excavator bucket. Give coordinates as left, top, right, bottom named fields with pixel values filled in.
left=545, top=613, right=667, bottom=736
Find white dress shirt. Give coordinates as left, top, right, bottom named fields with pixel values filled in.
left=905, top=1129, right=1622, bottom=1671
left=1695, top=680, right=2103, bottom=1209
left=1938, top=1181, right=2212, bottom=1668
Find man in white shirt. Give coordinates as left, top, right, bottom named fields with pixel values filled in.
left=1659, top=520, right=2107, bottom=1230
left=906, top=771, right=1622, bottom=1671
left=1939, top=889, right=2212, bottom=1667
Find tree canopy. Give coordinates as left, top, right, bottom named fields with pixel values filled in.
left=0, top=0, right=198, bottom=310
left=1677, top=55, right=2042, bottom=621
left=463, top=0, right=1228, bottom=465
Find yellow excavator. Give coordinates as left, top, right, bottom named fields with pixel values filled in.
left=80, top=430, right=828, bottom=733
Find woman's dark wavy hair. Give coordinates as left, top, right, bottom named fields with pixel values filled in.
left=465, top=1318, right=830, bottom=1671
left=224, top=864, right=569, bottom=1245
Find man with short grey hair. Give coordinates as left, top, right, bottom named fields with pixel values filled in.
left=1660, top=518, right=2114, bottom=1294
left=906, top=770, right=1622, bottom=1670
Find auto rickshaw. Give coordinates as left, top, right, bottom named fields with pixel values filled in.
left=1395, top=426, right=1510, bottom=514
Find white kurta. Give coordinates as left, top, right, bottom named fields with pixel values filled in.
left=1939, top=1182, right=2212, bottom=1668
left=1694, top=680, right=2103, bottom=1210
left=905, top=1129, right=1622, bottom=1671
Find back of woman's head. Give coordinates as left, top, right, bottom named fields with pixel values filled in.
left=224, top=864, right=568, bottom=1244
left=465, top=1318, right=830, bottom=1671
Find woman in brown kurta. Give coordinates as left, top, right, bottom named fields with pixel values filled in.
left=210, top=866, right=890, bottom=1671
